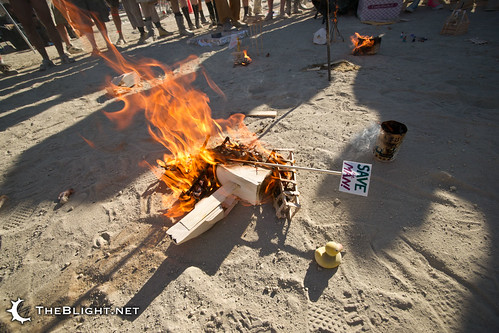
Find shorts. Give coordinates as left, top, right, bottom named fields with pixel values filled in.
left=105, top=0, right=120, bottom=7
left=69, top=0, right=110, bottom=24
left=50, top=3, right=68, bottom=25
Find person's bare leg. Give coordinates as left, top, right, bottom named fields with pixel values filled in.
left=85, top=30, right=99, bottom=53
left=10, top=0, right=51, bottom=60
left=110, top=5, right=126, bottom=44
left=242, top=0, right=249, bottom=21
left=57, top=24, right=83, bottom=54
left=56, top=24, right=71, bottom=47
left=30, top=0, right=66, bottom=57
left=266, top=0, right=274, bottom=20
left=94, top=19, right=113, bottom=51
left=279, top=0, right=286, bottom=17
left=70, top=12, right=100, bottom=53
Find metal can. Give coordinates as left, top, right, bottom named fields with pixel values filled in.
left=373, top=121, right=408, bottom=162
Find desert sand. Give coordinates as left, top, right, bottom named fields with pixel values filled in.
left=0, top=1, right=498, bottom=332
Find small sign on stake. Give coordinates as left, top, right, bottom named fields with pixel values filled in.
left=339, top=161, right=372, bottom=197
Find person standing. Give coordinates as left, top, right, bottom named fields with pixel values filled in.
left=50, top=0, right=84, bottom=54
left=252, top=0, right=263, bottom=17
left=136, top=0, right=173, bottom=41
left=214, top=0, right=246, bottom=30
left=121, top=0, right=174, bottom=44
left=58, top=0, right=113, bottom=56
left=105, top=0, right=127, bottom=44
left=204, top=0, right=218, bottom=26
left=9, top=0, right=75, bottom=71
left=168, top=0, right=195, bottom=36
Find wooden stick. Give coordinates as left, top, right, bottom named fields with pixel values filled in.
left=228, top=159, right=343, bottom=176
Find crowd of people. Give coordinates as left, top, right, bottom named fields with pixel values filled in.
left=0, top=0, right=311, bottom=73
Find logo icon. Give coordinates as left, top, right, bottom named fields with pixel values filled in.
left=7, top=298, right=31, bottom=324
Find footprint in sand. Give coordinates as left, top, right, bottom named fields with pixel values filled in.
left=92, top=232, right=111, bottom=248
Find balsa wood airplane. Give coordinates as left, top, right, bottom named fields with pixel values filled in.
left=166, top=164, right=271, bottom=245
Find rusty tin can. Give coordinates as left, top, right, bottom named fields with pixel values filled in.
left=373, top=121, right=408, bottom=162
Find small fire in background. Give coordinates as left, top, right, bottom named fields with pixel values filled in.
left=233, top=50, right=252, bottom=67
left=350, top=32, right=382, bottom=56
left=242, top=50, right=252, bottom=66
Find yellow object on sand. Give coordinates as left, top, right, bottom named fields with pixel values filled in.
left=315, top=242, right=343, bottom=269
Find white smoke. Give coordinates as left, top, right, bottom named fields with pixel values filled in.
left=345, top=122, right=380, bottom=158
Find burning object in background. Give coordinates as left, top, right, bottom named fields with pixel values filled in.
left=233, top=50, right=252, bottom=66
left=351, top=33, right=382, bottom=55
left=232, top=36, right=252, bottom=66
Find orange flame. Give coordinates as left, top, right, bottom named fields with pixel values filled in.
left=242, top=50, right=252, bottom=66
left=57, top=1, right=272, bottom=218
left=108, top=56, right=262, bottom=217
left=79, top=134, right=96, bottom=149
left=53, top=0, right=109, bottom=45
left=100, top=53, right=262, bottom=217
left=350, top=32, right=375, bottom=53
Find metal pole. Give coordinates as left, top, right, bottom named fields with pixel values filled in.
left=0, top=3, right=36, bottom=53
left=326, top=0, right=331, bottom=81
left=229, top=159, right=343, bottom=176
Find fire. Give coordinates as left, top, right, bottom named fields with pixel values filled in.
left=233, top=50, right=252, bottom=66
left=350, top=32, right=375, bottom=53
left=104, top=57, right=264, bottom=218
left=53, top=0, right=112, bottom=48
left=242, top=50, right=252, bottom=66
left=57, top=1, right=282, bottom=219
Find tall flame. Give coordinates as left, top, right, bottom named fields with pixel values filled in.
left=53, top=0, right=111, bottom=47
left=106, top=56, right=259, bottom=217
left=56, top=1, right=270, bottom=218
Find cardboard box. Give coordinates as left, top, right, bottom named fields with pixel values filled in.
left=357, top=0, right=403, bottom=22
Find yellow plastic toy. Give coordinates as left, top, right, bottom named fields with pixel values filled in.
left=315, top=241, right=343, bottom=269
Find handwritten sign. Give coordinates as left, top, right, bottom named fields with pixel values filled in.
left=338, top=161, right=372, bottom=197
left=228, top=34, right=238, bottom=49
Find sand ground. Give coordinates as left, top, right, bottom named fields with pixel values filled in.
left=0, top=1, right=498, bottom=332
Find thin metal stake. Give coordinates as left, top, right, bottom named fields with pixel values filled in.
left=326, top=0, right=331, bottom=81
